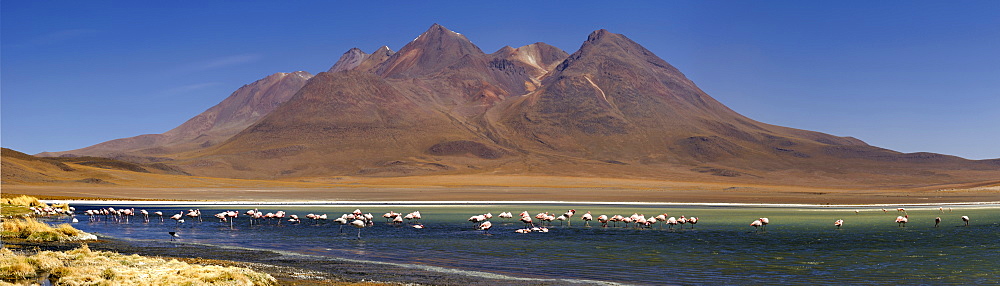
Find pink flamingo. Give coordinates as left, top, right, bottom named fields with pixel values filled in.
left=520, top=215, right=534, bottom=228
left=170, top=212, right=184, bottom=224
left=934, top=217, right=941, bottom=227
left=834, top=219, right=843, bottom=229
left=961, top=216, right=970, bottom=226
left=581, top=212, right=593, bottom=227
left=666, top=217, right=678, bottom=229
left=750, top=219, right=763, bottom=231
left=334, top=215, right=348, bottom=233
left=563, top=210, right=576, bottom=226
left=896, top=215, right=908, bottom=227
left=478, top=221, right=493, bottom=234
left=688, top=217, right=699, bottom=229
left=597, top=215, right=609, bottom=227
left=351, top=219, right=366, bottom=239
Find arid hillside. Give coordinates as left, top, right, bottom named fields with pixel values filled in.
left=33, top=24, right=1000, bottom=190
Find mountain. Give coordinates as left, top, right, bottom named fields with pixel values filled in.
left=39, top=71, right=313, bottom=159
left=38, top=24, right=1000, bottom=188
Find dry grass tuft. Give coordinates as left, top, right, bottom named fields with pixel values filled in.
left=1, top=218, right=95, bottom=242
left=0, top=195, right=48, bottom=208
left=0, top=245, right=277, bottom=285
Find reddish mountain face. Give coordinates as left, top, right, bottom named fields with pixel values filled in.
left=39, top=71, right=312, bottom=159
left=42, top=24, right=999, bottom=187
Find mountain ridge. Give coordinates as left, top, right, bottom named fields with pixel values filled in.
left=34, top=24, right=999, bottom=189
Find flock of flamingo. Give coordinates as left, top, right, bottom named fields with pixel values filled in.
left=72, top=206, right=976, bottom=240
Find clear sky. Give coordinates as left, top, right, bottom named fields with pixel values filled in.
left=2, top=1, right=998, bottom=159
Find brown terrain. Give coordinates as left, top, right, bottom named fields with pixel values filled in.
left=8, top=24, right=999, bottom=204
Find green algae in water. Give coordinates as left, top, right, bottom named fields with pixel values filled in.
left=68, top=203, right=1000, bottom=285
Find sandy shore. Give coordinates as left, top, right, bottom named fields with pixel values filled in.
left=6, top=183, right=1000, bottom=205
left=35, top=199, right=1000, bottom=209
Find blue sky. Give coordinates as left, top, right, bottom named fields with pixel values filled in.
left=2, top=1, right=998, bottom=159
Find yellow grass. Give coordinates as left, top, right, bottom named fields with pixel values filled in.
left=0, top=245, right=276, bottom=285
left=1, top=218, right=94, bottom=242
left=0, top=195, right=48, bottom=208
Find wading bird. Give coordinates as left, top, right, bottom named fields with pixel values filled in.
left=934, top=217, right=941, bottom=227
left=351, top=219, right=366, bottom=239
left=961, top=216, right=970, bottom=226
left=478, top=221, right=492, bottom=234
left=896, top=215, right=908, bottom=227
left=834, top=219, right=843, bottom=229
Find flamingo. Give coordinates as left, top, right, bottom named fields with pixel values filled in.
left=556, top=215, right=567, bottom=226
left=351, top=219, right=366, bottom=239
left=393, top=215, right=404, bottom=225
left=214, top=212, right=227, bottom=222
left=169, top=232, right=180, bottom=241
left=275, top=211, right=287, bottom=225
left=334, top=215, right=349, bottom=233
left=834, top=219, right=844, bottom=229
left=469, top=215, right=487, bottom=228
left=759, top=218, right=769, bottom=230
left=519, top=215, right=534, bottom=228
left=750, top=219, right=763, bottom=231
left=934, top=217, right=941, bottom=227
left=498, top=212, right=513, bottom=221
left=666, top=217, right=678, bottom=229
left=154, top=211, right=164, bottom=222
left=597, top=215, right=609, bottom=227
left=383, top=211, right=399, bottom=223
left=170, top=212, right=183, bottom=224
left=411, top=211, right=422, bottom=223
left=140, top=209, right=149, bottom=223
left=688, top=217, right=699, bottom=229
left=227, top=211, right=238, bottom=228
left=563, top=209, right=576, bottom=226
left=581, top=212, right=593, bottom=227
left=186, top=209, right=201, bottom=222
left=478, top=221, right=493, bottom=234
left=251, top=211, right=264, bottom=226
left=961, top=216, right=970, bottom=226
left=896, top=215, right=908, bottom=227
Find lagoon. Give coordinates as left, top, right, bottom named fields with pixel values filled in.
left=62, top=203, right=999, bottom=285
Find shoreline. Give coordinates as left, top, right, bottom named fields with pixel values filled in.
left=4, top=233, right=618, bottom=286
left=41, top=199, right=1000, bottom=209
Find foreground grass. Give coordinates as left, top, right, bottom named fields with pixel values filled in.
left=0, top=245, right=277, bottom=285
left=1, top=218, right=95, bottom=242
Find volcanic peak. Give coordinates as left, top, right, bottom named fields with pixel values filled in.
left=375, top=24, right=485, bottom=77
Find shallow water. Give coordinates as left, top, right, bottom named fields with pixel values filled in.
left=65, top=204, right=999, bottom=285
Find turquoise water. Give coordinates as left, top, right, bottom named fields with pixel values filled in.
left=65, top=204, right=999, bottom=285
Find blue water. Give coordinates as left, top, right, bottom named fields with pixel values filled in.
left=63, top=204, right=1000, bottom=285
